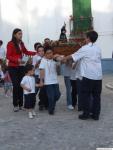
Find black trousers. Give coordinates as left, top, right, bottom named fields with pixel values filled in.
left=70, top=80, right=77, bottom=107
left=77, top=79, right=83, bottom=110
left=8, top=66, right=25, bottom=107
left=38, top=86, right=48, bottom=108
left=35, top=75, right=40, bottom=94
left=80, top=77, right=102, bottom=117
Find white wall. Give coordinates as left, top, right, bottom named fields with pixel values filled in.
left=91, top=0, right=113, bottom=58
left=0, top=0, right=72, bottom=50
left=0, top=0, right=113, bottom=58
left=27, top=0, right=72, bottom=49
left=0, top=0, right=29, bottom=48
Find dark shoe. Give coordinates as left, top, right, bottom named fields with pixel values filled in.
left=78, top=108, right=83, bottom=111
left=49, top=111, right=54, bottom=115
left=78, top=114, right=90, bottom=120
left=45, top=106, right=48, bottom=110
left=90, top=115, right=99, bottom=120
left=39, top=106, right=44, bottom=111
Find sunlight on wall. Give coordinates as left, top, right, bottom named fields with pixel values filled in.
left=27, top=0, right=57, bottom=18
left=1, top=0, right=22, bottom=26
left=0, top=0, right=72, bottom=49
left=60, top=0, right=72, bottom=17
left=26, top=0, right=72, bottom=47
left=91, top=0, right=113, bottom=58
left=91, top=0, right=113, bottom=33
left=91, top=0, right=113, bottom=13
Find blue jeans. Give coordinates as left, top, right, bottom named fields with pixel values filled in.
left=64, top=76, right=72, bottom=106
left=46, top=84, right=61, bottom=112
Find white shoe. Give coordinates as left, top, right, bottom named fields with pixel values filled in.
left=28, top=112, right=33, bottom=119
left=32, top=111, right=36, bottom=116
left=67, top=105, right=74, bottom=110
left=5, top=94, right=9, bottom=97
left=13, top=107, right=19, bottom=112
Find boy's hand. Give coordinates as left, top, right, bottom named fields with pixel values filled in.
left=36, top=81, right=44, bottom=87
left=39, top=82, right=44, bottom=87
left=26, top=88, right=31, bottom=92
left=35, top=62, right=39, bottom=68
left=61, top=57, right=67, bottom=63
left=53, top=54, right=60, bottom=58
left=18, top=59, right=26, bottom=65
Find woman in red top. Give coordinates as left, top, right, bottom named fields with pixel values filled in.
left=6, top=28, right=36, bottom=112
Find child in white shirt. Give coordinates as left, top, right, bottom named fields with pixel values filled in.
left=21, top=64, right=40, bottom=119
left=32, top=46, right=44, bottom=94
left=39, top=47, right=61, bottom=115
left=33, top=46, right=49, bottom=110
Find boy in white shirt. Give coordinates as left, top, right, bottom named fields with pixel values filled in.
left=32, top=46, right=44, bottom=94
left=21, top=65, right=40, bottom=119
left=33, top=46, right=48, bottom=110
left=39, top=47, right=61, bottom=115
left=63, top=31, right=102, bottom=120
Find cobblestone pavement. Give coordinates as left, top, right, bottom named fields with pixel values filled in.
left=0, top=75, right=113, bottom=150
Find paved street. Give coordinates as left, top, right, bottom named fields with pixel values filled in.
left=0, top=75, right=113, bottom=150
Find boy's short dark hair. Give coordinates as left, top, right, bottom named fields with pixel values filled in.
left=37, top=46, right=44, bottom=50
left=34, top=42, right=42, bottom=50
left=86, top=31, right=98, bottom=43
left=25, top=64, right=34, bottom=73
left=0, top=40, right=3, bottom=45
left=44, top=46, right=53, bottom=53
left=44, top=38, right=50, bottom=41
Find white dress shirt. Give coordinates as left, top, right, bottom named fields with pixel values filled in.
left=71, top=43, right=102, bottom=80
left=32, top=55, right=42, bottom=76
left=39, top=58, right=58, bottom=85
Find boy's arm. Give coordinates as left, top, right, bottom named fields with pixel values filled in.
left=39, top=69, right=45, bottom=87
left=20, top=84, right=31, bottom=92
left=62, top=55, right=73, bottom=63
left=33, top=57, right=41, bottom=69
left=35, top=60, right=41, bottom=69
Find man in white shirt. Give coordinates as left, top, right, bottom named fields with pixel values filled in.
left=64, top=31, right=102, bottom=120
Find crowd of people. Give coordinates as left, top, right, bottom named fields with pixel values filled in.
left=0, top=28, right=102, bottom=120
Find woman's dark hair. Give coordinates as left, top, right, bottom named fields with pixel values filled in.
left=11, top=28, right=22, bottom=54
left=25, top=64, right=34, bottom=74
left=86, top=31, right=98, bottom=43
